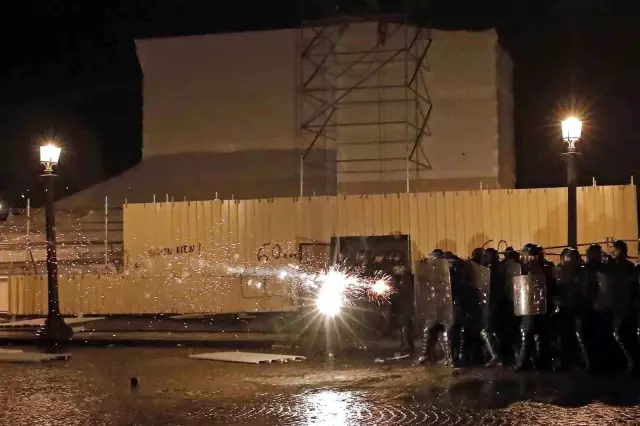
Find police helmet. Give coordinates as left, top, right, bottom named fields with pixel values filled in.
left=504, top=246, right=519, bottom=261
left=612, top=240, right=628, bottom=258
left=471, top=248, right=484, bottom=263
left=484, top=248, right=499, bottom=264
left=561, top=247, right=580, bottom=264
left=430, top=249, right=445, bottom=258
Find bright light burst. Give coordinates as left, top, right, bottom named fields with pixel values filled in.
left=314, top=269, right=353, bottom=316
left=0, top=199, right=394, bottom=321
left=370, top=279, right=391, bottom=296
left=306, top=266, right=393, bottom=317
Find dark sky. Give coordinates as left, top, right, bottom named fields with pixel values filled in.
left=1, top=0, right=640, bottom=207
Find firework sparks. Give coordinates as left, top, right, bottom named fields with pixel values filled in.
left=0, top=199, right=396, bottom=320
left=294, top=265, right=393, bottom=316
left=314, top=272, right=347, bottom=317
left=370, top=279, right=392, bottom=296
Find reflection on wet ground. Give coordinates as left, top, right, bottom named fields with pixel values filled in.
left=0, top=347, right=639, bottom=425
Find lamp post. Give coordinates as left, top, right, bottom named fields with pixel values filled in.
left=36, top=143, right=73, bottom=343
left=561, top=117, right=582, bottom=249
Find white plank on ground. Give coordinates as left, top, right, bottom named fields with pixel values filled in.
left=189, top=352, right=306, bottom=364
left=0, top=352, right=72, bottom=363
left=0, top=317, right=105, bottom=328
left=0, top=348, right=23, bottom=354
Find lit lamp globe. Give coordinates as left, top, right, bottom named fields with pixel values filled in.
left=40, top=143, right=61, bottom=173
left=561, top=117, right=582, bottom=149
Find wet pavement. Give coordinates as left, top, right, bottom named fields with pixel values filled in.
left=1, top=346, right=639, bottom=425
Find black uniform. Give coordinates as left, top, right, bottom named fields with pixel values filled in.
left=466, top=248, right=503, bottom=367
left=513, top=244, right=556, bottom=371
left=498, top=247, right=520, bottom=364
left=554, top=248, right=590, bottom=370
left=415, top=249, right=465, bottom=367
left=583, top=244, right=607, bottom=369
left=603, top=240, right=636, bottom=372
left=354, top=250, right=383, bottom=337
left=389, top=251, right=415, bottom=354
left=631, top=264, right=640, bottom=357
left=635, top=263, right=640, bottom=349
left=445, top=251, right=467, bottom=367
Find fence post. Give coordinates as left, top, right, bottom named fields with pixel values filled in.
left=25, top=198, right=30, bottom=265
left=104, top=196, right=109, bottom=271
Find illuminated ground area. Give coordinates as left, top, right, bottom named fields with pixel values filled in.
left=0, top=347, right=639, bottom=425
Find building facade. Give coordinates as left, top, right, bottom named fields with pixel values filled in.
left=59, top=24, right=514, bottom=208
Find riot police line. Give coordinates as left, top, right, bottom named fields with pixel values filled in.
left=344, top=240, right=640, bottom=372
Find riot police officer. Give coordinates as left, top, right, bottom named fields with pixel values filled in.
left=466, top=248, right=501, bottom=366
left=513, top=243, right=555, bottom=371
left=582, top=244, right=606, bottom=369
left=444, top=251, right=467, bottom=367
left=370, top=250, right=394, bottom=336
left=371, top=251, right=390, bottom=276
left=554, top=247, right=590, bottom=371
left=498, top=246, right=520, bottom=364
left=389, top=250, right=415, bottom=355
left=605, top=240, right=636, bottom=373
left=415, top=249, right=449, bottom=365
left=355, top=250, right=374, bottom=276
left=635, top=262, right=640, bottom=352
left=484, top=248, right=505, bottom=366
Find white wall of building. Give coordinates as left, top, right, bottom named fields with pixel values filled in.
left=60, top=25, right=513, bottom=208
left=137, top=30, right=298, bottom=157
left=136, top=25, right=513, bottom=194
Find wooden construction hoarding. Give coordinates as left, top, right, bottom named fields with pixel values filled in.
left=7, top=185, right=638, bottom=315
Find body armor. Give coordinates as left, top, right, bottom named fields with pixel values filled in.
left=555, top=257, right=585, bottom=310
left=594, top=261, right=634, bottom=316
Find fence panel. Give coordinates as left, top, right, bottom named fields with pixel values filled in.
left=8, top=185, right=638, bottom=315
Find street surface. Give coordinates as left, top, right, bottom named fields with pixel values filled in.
left=0, top=346, right=639, bottom=425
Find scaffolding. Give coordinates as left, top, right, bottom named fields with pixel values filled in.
left=297, top=0, right=432, bottom=195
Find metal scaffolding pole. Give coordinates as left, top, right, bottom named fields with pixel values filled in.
left=297, top=0, right=432, bottom=195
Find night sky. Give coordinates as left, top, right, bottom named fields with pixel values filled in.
left=1, top=0, right=639, bottom=207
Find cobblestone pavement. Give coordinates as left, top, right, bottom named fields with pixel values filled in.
left=0, top=346, right=639, bottom=425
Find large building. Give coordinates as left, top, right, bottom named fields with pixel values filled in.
left=58, top=22, right=514, bottom=208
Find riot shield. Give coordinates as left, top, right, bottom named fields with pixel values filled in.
left=415, top=257, right=453, bottom=325
left=595, top=266, right=633, bottom=314
left=467, top=261, right=491, bottom=306
left=503, top=258, right=522, bottom=302
left=513, top=274, right=547, bottom=316
left=555, top=264, right=582, bottom=308
left=435, top=258, right=454, bottom=325
left=594, top=271, right=614, bottom=312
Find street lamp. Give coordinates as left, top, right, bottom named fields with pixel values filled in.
left=36, top=142, right=73, bottom=343
left=561, top=117, right=582, bottom=249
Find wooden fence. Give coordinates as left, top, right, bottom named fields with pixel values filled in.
left=7, top=185, right=638, bottom=315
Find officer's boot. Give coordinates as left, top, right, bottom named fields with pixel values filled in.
left=514, top=329, right=531, bottom=371
left=533, top=333, right=545, bottom=370
left=415, top=327, right=436, bottom=365
left=456, top=327, right=466, bottom=367
left=450, top=327, right=463, bottom=368
left=399, top=321, right=415, bottom=355
left=613, top=329, right=635, bottom=374
left=481, top=329, right=501, bottom=367
left=438, top=330, right=454, bottom=367
left=575, top=330, right=591, bottom=372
